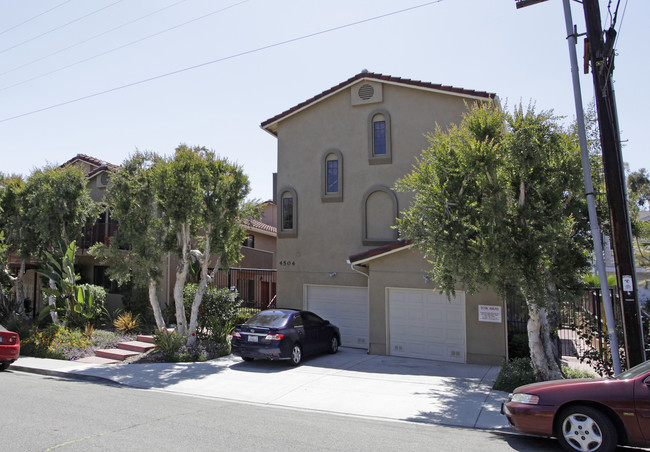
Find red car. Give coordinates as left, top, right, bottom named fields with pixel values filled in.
left=502, top=359, right=650, bottom=452
left=0, top=323, right=20, bottom=371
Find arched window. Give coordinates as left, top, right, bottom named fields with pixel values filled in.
left=368, top=109, right=392, bottom=164
left=278, top=186, right=298, bottom=237
left=321, top=149, right=343, bottom=202
left=362, top=185, right=398, bottom=245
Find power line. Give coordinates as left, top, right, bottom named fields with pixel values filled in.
left=0, top=0, right=73, bottom=36
left=0, top=0, right=124, bottom=56
left=0, top=0, right=188, bottom=78
left=0, top=0, right=444, bottom=124
left=0, top=0, right=249, bottom=92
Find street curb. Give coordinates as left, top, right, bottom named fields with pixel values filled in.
left=11, top=364, right=123, bottom=386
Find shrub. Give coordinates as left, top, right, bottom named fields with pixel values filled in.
left=21, top=325, right=91, bottom=360
left=234, top=307, right=259, bottom=325
left=77, top=283, right=107, bottom=325
left=183, top=284, right=241, bottom=346
left=493, top=358, right=537, bottom=392
left=153, top=328, right=186, bottom=361
left=562, top=365, right=596, bottom=379
left=48, top=327, right=92, bottom=360
left=113, top=311, right=141, bottom=333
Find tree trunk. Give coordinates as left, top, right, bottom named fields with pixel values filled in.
left=148, top=278, right=166, bottom=331
left=14, top=260, right=26, bottom=315
left=173, top=223, right=190, bottom=336
left=187, top=229, right=212, bottom=346
left=48, top=278, right=61, bottom=326
left=527, top=301, right=563, bottom=381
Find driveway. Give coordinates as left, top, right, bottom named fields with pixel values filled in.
left=14, top=347, right=511, bottom=430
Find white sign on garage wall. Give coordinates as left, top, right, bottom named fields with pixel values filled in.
left=478, top=305, right=502, bottom=323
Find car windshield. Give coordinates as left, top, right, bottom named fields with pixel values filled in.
left=245, top=311, right=291, bottom=328
left=615, top=359, right=650, bottom=380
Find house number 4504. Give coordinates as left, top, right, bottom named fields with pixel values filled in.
left=279, top=260, right=296, bottom=266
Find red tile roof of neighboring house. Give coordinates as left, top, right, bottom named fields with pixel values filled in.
left=348, top=240, right=413, bottom=265
left=244, top=219, right=277, bottom=235
left=61, top=153, right=119, bottom=177
left=261, top=71, right=496, bottom=136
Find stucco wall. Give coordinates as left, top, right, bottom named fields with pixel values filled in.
left=275, top=82, right=474, bottom=305
left=364, top=248, right=506, bottom=365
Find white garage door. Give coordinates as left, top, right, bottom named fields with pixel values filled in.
left=388, top=288, right=466, bottom=362
left=305, top=285, right=368, bottom=349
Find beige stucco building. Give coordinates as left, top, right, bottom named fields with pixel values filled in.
left=262, top=72, right=507, bottom=365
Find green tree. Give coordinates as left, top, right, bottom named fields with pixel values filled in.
left=0, top=173, right=27, bottom=315
left=627, top=168, right=650, bottom=271
left=155, top=145, right=256, bottom=344
left=90, top=151, right=168, bottom=330
left=20, top=166, right=99, bottom=325
left=396, top=103, right=591, bottom=381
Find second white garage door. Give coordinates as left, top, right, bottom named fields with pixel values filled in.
left=305, top=285, right=368, bottom=349
left=388, top=288, right=466, bottom=362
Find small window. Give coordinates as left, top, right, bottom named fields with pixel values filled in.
left=321, top=149, right=343, bottom=202
left=242, top=234, right=254, bottom=248
left=368, top=109, right=392, bottom=164
left=278, top=186, right=298, bottom=237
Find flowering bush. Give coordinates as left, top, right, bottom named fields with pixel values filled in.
left=21, top=326, right=136, bottom=361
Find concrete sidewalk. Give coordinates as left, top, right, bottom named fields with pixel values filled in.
left=11, top=347, right=512, bottom=430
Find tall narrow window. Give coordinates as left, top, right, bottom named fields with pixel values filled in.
left=373, top=119, right=386, bottom=155
left=279, top=186, right=298, bottom=237
left=368, top=109, right=392, bottom=164
left=321, top=149, right=343, bottom=202
left=282, top=197, right=293, bottom=230
left=327, top=160, right=338, bottom=192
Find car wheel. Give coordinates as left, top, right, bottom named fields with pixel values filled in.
left=0, top=362, right=9, bottom=371
left=289, top=343, right=302, bottom=365
left=241, top=356, right=254, bottom=362
left=556, top=405, right=617, bottom=452
left=329, top=336, right=339, bottom=354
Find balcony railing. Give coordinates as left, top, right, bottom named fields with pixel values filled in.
left=210, top=267, right=277, bottom=310
left=77, top=222, right=118, bottom=250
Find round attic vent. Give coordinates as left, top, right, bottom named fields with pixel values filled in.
left=358, top=84, right=374, bottom=100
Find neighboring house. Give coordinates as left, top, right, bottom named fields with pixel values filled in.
left=21, top=154, right=277, bottom=318
left=261, top=71, right=507, bottom=365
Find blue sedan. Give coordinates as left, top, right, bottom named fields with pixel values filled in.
left=231, top=309, right=341, bottom=365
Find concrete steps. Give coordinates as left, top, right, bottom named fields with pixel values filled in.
left=75, top=334, right=157, bottom=364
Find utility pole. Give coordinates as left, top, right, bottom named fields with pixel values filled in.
left=582, top=0, right=645, bottom=368
left=515, top=0, right=646, bottom=368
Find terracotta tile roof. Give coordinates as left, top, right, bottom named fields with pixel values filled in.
left=261, top=71, right=496, bottom=135
left=61, top=153, right=119, bottom=176
left=244, top=219, right=277, bottom=235
left=348, top=240, right=413, bottom=264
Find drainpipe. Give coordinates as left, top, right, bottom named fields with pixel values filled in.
left=348, top=260, right=370, bottom=354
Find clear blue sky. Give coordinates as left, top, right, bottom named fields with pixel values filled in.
left=0, top=0, right=647, bottom=201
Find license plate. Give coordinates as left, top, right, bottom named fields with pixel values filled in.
left=247, top=335, right=258, bottom=342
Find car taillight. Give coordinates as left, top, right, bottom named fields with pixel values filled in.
left=265, top=333, right=284, bottom=341
left=232, top=330, right=242, bottom=338
left=0, top=333, right=17, bottom=344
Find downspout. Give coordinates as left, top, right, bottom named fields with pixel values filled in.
left=348, top=260, right=370, bottom=354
